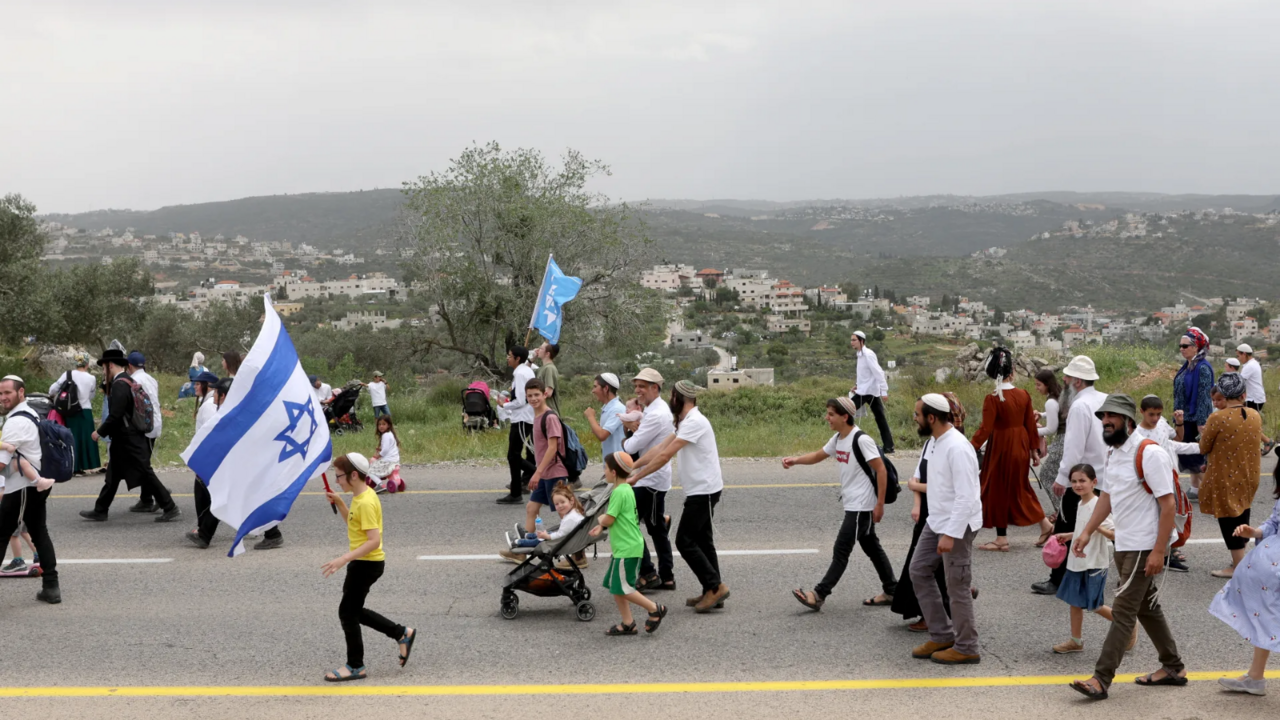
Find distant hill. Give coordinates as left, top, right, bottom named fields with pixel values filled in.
left=645, top=192, right=1280, bottom=214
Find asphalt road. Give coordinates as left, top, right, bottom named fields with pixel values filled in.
left=2, top=452, right=1277, bottom=718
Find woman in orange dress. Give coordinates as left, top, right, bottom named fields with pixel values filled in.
left=970, top=348, right=1050, bottom=551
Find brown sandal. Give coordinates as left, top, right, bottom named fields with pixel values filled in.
left=978, top=541, right=1010, bottom=552
left=792, top=588, right=824, bottom=611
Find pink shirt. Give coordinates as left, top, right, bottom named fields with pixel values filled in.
left=534, top=412, right=569, bottom=480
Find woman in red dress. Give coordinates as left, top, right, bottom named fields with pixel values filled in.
left=970, top=348, right=1050, bottom=551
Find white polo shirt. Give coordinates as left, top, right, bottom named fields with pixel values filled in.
left=1098, top=432, right=1175, bottom=552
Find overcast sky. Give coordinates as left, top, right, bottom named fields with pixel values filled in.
left=4, top=0, right=1278, bottom=213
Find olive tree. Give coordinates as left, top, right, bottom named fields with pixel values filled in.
left=399, top=142, right=664, bottom=375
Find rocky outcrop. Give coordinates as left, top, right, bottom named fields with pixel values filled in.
left=26, top=345, right=92, bottom=377
left=950, top=343, right=1054, bottom=382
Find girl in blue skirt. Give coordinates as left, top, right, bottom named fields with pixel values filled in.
left=1052, top=464, right=1130, bottom=655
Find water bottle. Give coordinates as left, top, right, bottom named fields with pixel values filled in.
left=534, top=517, right=543, bottom=539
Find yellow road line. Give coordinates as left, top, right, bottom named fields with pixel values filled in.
left=49, top=483, right=844, bottom=499
left=0, top=671, right=1274, bottom=697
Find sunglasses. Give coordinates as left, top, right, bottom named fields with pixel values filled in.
left=1179, top=344, right=1193, bottom=348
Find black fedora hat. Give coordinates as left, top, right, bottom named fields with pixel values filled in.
left=97, top=348, right=128, bottom=367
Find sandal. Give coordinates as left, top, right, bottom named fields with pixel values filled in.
left=792, top=588, right=824, bottom=611
left=605, top=622, right=638, bottom=636
left=645, top=604, right=668, bottom=633
left=635, top=573, right=661, bottom=592
left=1035, top=528, right=1053, bottom=547
left=656, top=579, right=676, bottom=591
left=978, top=541, right=1010, bottom=552
left=324, top=664, right=368, bottom=682
left=1069, top=678, right=1108, bottom=700
left=863, top=595, right=893, bottom=607
left=1135, top=670, right=1188, bottom=687
left=1210, top=568, right=1235, bottom=579
left=397, top=628, right=416, bottom=667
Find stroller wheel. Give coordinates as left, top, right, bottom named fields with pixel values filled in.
left=500, top=596, right=520, bottom=620
left=333, top=427, right=344, bottom=436
left=579, top=587, right=592, bottom=602
left=575, top=601, right=595, bottom=622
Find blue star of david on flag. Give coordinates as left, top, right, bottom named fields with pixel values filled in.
left=274, top=397, right=318, bottom=462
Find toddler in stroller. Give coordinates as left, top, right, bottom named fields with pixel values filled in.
left=325, top=381, right=364, bottom=435
left=461, top=381, right=498, bottom=431
left=503, top=483, right=584, bottom=552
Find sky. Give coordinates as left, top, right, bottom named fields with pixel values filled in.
left=3, top=0, right=1278, bottom=213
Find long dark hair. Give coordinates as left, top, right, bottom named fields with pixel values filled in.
left=376, top=414, right=399, bottom=448
left=985, top=347, right=1013, bottom=380
left=1035, top=368, right=1065, bottom=427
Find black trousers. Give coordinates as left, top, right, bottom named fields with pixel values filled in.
left=815, top=510, right=897, bottom=599
left=1220, top=509, right=1252, bottom=551
left=506, top=422, right=535, bottom=497
left=676, top=491, right=722, bottom=593
left=853, top=395, right=895, bottom=452
left=635, top=487, right=674, bottom=582
left=1048, top=486, right=1080, bottom=586
left=339, top=560, right=404, bottom=668
left=97, top=454, right=175, bottom=515
left=0, top=487, right=57, bottom=588
left=193, top=477, right=281, bottom=543
left=1246, top=401, right=1265, bottom=413
left=891, top=511, right=950, bottom=620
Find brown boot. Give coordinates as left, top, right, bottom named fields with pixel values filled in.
left=695, top=583, right=730, bottom=613
left=931, top=647, right=981, bottom=665
left=912, top=640, right=954, bottom=659
left=686, top=592, right=707, bottom=607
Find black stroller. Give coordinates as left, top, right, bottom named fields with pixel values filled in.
left=500, top=482, right=614, bottom=622
left=462, top=381, right=497, bottom=431
left=325, top=383, right=364, bottom=436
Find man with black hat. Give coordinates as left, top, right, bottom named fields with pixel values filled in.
left=80, top=348, right=181, bottom=523
left=1068, top=393, right=1186, bottom=700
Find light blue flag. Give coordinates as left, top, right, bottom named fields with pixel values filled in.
left=181, top=295, right=333, bottom=557
left=528, top=256, right=582, bottom=344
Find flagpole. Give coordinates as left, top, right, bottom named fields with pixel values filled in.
left=526, top=254, right=553, bottom=348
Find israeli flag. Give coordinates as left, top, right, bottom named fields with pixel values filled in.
left=181, top=295, right=332, bottom=557
left=528, top=255, right=582, bottom=344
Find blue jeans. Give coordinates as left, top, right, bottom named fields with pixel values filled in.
left=373, top=405, right=390, bottom=418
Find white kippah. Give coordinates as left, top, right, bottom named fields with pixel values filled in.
left=1, top=375, right=22, bottom=383
left=921, top=393, right=950, bottom=412
left=599, top=372, right=620, bottom=389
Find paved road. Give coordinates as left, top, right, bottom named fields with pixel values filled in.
left=2, top=453, right=1276, bottom=718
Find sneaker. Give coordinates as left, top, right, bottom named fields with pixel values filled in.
left=1, top=557, right=27, bottom=574
left=79, top=510, right=108, bottom=522
left=155, top=507, right=182, bottom=523
left=1031, top=580, right=1058, bottom=595
left=1219, top=675, right=1267, bottom=696
left=185, top=531, right=210, bottom=549
left=495, top=494, right=523, bottom=505
left=253, top=535, right=284, bottom=550
left=1053, top=639, right=1084, bottom=654
left=498, top=548, right=521, bottom=564
left=1166, top=555, right=1189, bottom=573
left=555, top=557, right=589, bottom=570
left=130, top=501, right=159, bottom=513
left=1187, top=486, right=1199, bottom=502
left=374, top=485, right=388, bottom=495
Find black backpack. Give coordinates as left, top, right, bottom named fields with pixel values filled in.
left=851, top=429, right=900, bottom=504
left=540, top=411, right=589, bottom=483
left=52, top=371, right=81, bottom=414
left=11, top=411, right=76, bottom=483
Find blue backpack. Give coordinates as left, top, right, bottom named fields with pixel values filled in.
left=12, top=411, right=76, bottom=483
left=541, top=412, right=589, bottom=482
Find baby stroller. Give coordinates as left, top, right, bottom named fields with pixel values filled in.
left=462, top=381, right=497, bottom=431
left=325, top=383, right=364, bottom=436
left=500, top=482, right=614, bottom=622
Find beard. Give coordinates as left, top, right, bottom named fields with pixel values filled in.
left=916, top=421, right=932, bottom=437
left=1102, top=423, right=1130, bottom=448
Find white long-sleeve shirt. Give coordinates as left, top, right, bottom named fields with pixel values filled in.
left=1038, top=398, right=1060, bottom=437
left=500, top=363, right=536, bottom=425
left=855, top=346, right=888, bottom=397
left=1054, top=386, right=1108, bottom=487
left=623, top=397, right=674, bottom=491
left=923, top=427, right=983, bottom=539
left=195, top=393, right=220, bottom=433
left=131, top=368, right=163, bottom=440
left=1240, top=358, right=1266, bottom=405
left=1135, top=418, right=1201, bottom=457
left=49, top=369, right=97, bottom=411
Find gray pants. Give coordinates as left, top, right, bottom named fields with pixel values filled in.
left=910, top=525, right=979, bottom=656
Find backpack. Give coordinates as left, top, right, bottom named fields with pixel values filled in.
left=1135, top=439, right=1192, bottom=549
left=11, top=411, right=76, bottom=483
left=115, top=375, right=155, bottom=435
left=541, top=411, right=589, bottom=483
left=52, top=371, right=81, bottom=415
left=851, top=429, right=900, bottom=504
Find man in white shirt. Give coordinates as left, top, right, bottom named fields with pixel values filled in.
left=496, top=346, right=537, bottom=504
left=128, top=351, right=165, bottom=514
left=367, top=371, right=390, bottom=418
left=907, top=393, right=982, bottom=665
left=620, top=368, right=676, bottom=590
left=1034, top=355, right=1109, bottom=596
left=0, top=375, right=61, bottom=603
left=48, top=353, right=101, bottom=474
left=783, top=396, right=896, bottom=610
left=310, top=375, right=333, bottom=406
left=1069, top=393, right=1185, bottom=699
left=1237, top=344, right=1267, bottom=412
left=850, top=331, right=895, bottom=454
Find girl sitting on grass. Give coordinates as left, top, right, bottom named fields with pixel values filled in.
left=589, top=451, right=667, bottom=636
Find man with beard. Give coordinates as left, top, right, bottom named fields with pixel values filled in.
left=1033, top=356, right=1109, bottom=595
left=908, top=393, right=983, bottom=665
left=1069, top=393, right=1185, bottom=700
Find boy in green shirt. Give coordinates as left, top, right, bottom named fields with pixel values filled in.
left=590, top=451, right=668, bottom=635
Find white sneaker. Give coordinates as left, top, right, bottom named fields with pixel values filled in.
left=1219, top=676, right=1267, bottom=696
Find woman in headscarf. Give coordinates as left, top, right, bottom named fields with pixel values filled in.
left=1174, top=327, right=1214, bottom=501
left=179, top=352, right=208, bottom=399
left=971, top=347, right=1049, bottom=551
left=1199, top=373, right=1263, bottom=578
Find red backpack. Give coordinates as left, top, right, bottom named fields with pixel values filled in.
left=1134, top=439, right=1192, bottom=548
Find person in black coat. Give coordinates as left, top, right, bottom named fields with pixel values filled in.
left=79, top=348, right=181, bottom=523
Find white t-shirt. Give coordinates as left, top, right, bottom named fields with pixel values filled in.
left=378, top=431, right=400, bottom=466
left=1067, top=494, right=1115, bottom=572
left=675, top=407, right=723, bottom=496
left=0, top=401, right=43, bottom=494
left=49, top=369, right=98, bottom=411
left=313, top=383, right=333, bottom=405
left=1099, top=433, right=1175, bottom=552
left=823, top=430, right=882, bottom=512
left=368, top=380, right=388, bottom=407
left=132, top=368, right=163, bottom=440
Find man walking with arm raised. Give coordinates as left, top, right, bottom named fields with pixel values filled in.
left=621, top=368, right=677, bottom=591
left=850, top=331, right=894, bottom=454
